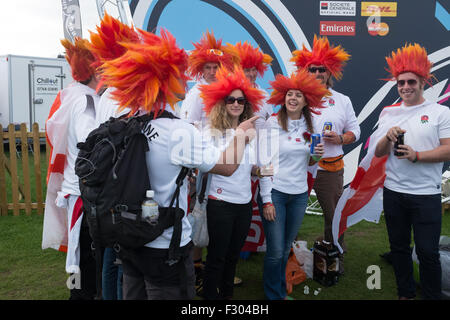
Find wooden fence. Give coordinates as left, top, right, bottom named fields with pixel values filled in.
left=0, top=123, right=49, bottom=216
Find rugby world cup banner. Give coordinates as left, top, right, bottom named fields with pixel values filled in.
left=129, top=0, right=450, bottom=251
left=61, top=0, right=83, bottom=42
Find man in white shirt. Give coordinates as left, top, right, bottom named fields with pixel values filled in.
left=44, top=37, right=100, bottom=300
left=180, top=30, right=238, bottom=127
left=291, top=36, right=360, bottom=266
left=100, top=29, right=258, bottom=300
left=375, top=43, right=450, bottom=300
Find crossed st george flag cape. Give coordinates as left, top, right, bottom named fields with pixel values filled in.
left=42, top=83, right=93, bottom=261
left=332, top=101, right=434, bottom=253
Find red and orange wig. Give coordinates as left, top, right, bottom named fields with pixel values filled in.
left=199, top=66, right=265, bottom=116
left=88, top=13, right=140, bottom=69
left=291, top=35, right=350, bottom=81
left=385, top=43, right=434, bottom=84
left=100, top=28, right=189, bottom=115
left=229, top=41, right=272, bottom=77
left=61, top=37, right=97, bottom=82
left=267, top=68, right=330, bottom=114
left=188, top=30, right=240, bottom=80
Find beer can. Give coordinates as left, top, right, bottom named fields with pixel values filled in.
left=394, top=133, right=404, bottom=156
left=310, top=134, right=321, bottom=154
left=322, top=122, right=332, bottom=136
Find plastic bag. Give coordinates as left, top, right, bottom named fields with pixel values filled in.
left=286, top=248, right=306, bottom=294
left=191, top=199, right=209, bottom=248
left=293, top=240, right=314, bottom=279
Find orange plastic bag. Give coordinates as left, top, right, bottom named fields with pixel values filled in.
left=286, top=249, right=307, bottom=294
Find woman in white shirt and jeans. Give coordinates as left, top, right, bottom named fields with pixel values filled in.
left=199, top=66, right=265, bottom=300
left=259, top=69, right=330, bottom=300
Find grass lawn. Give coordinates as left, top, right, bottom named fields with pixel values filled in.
left=1, top=210, right=448, bottom=300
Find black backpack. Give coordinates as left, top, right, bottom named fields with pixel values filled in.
left=75, top=110, right=189, bottom=264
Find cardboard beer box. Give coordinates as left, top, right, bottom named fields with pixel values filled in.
left=313, top=240, right=340, bottom=286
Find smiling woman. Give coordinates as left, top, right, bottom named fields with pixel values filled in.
left=198, top=65, right=264, bottom=300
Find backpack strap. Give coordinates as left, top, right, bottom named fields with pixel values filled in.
left=166, top=166, right=190, bottom=266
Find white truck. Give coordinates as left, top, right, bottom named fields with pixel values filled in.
left=0, top=54, right=74, bottom=131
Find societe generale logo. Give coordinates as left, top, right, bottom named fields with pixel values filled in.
left=361, top=2, right=397, bottom=17
left=320, top=21, right=356, bottom=36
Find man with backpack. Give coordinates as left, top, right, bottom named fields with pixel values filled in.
left=42, top=37, right=100, bottom=300
left=84, top=29, right=258, bottom=300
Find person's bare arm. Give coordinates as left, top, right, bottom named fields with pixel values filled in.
left=208, top=116, right=259, bottom=176
left=375, top=126, right=405, bottom=158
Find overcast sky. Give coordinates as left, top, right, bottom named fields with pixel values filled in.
left=0, top=0, right=103, bottom=58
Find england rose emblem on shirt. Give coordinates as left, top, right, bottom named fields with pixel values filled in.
left=328, top=98, right=335, bottom=107
left=421, top=115, right=429, bottom=124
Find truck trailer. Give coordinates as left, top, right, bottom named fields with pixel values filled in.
left=0, top=54, right=74, bottom=131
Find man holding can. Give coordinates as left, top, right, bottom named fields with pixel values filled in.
left=291, top=35, right=360, bottom=272
left=374, top=43, right=450, bottom=300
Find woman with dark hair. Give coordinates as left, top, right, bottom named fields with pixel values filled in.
left=199, top=66, right=265, bottom=300
left=259, top=69, right=330, bottom=300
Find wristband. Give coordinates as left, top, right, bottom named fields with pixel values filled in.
left=263, top=202, right=273, bottom=208
left=412, top=151, right=419, bottom=163
left=339, top=135, right=344, bottom=145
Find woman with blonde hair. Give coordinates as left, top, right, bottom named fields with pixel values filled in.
left=199, top=66, right=265, bottom=300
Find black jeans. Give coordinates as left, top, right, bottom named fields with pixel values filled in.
left=203, top=199, right=252, bottom=300
left=69, top=214, right=98, bottom=300
left=121, top=242, right=195, bottom=300
left=383, top=187, right=442, bottom=299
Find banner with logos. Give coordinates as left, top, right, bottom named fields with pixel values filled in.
left=61, top=0, right=83, bottom=42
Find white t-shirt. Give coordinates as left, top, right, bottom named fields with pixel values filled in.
left=312, top=88, right=360, bottom=165
left=254, top=87, right=273, bottom=130
left=384, top=100, right=450, bottom=195
left=206, top=128, right=254, bottom=204
left=61, top=86, right=99, bottom=196
left=259, top=115, right=311, bottom=203
left=144, top=117, right=221, bottom=248
left=179, top=79, right=209, bottom=127
left=95, top=87, right=130, bottom=126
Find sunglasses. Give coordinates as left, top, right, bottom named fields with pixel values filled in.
left=397, top=79, right=418, bottom=87
left=308, top=67, right=327, bottom=73
left=225, top=96, right=247, bottom=105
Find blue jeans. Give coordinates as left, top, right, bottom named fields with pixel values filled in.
left=102, top=247, right=123, bottom=300
left=383, top=187, right=442, bottom=299
left=261, top=189, right=308, bottom=300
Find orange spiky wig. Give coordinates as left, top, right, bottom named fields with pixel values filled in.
left=188, top=30, right=240, bottom=80
left=385, top=43, right=434, bottom=84
left=100, top=28, right=189, bottom=115
left=88, top=13, right=140, bottom=69
left=229, top=41, right=272, bottom=77
left=61, top=37, right=97, bottom=82
left=199, top=66, right=265, bottom=116
left=267, top=68, right=331, bottom=114
left=290, top=35, right=350, bottom=81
